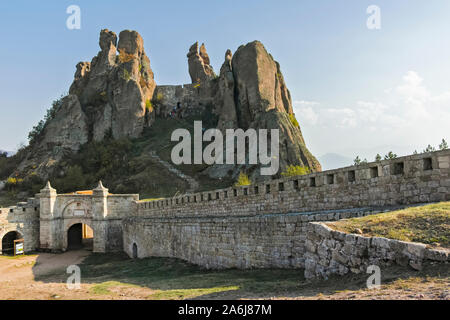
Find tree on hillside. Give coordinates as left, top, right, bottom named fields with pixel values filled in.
left=384, top=151, right=397, bottom=160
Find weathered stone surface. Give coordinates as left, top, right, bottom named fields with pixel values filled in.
left=216, top=49, right=238, bottom=131
left=187, top=42, right=215, bottom=83
left=16, top=95, right=89, bottom=178
left=304, top=219, right=450, bottom=280
left=69, top=29, right=156, bottom=140
left=230, top=41, right=321, bottom=174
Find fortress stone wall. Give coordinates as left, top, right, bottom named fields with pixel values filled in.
left=304, top=222, right=449, bottom=279
left=1, top=150, right=449, bottom=274
left=153, top=81, right=216, bottom=118
left=123, top=150, right=450, bottom=268
left=0, top=198, right=40, bottom=253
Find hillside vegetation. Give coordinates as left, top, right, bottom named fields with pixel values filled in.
left=0, top=113, right=233, bottom=204
left=326, top=202, right=450, bottom=249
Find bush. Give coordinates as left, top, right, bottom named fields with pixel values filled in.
left=354, top=156, right=367, bottom=166
left=145, top=99, right=153, bottom=112
left=439, top=139, right=448, bottom=151
left=234, top=172, right=251, bottom=186
left=5, top=177, right=24, bottom=191
left=288, top=114, right=300, bottom=128
left=281, top=165, right=310, bottom=177
left=28, top=96, right=64, bottom=144
left=384, top=151, right=397, bottom=160
left=423, top=144, right=436, bottom=153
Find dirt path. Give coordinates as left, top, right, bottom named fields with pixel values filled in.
left=0, top=251, right=448, bottom=300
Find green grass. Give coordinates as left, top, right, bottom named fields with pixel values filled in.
left=90, top=281, right=140, bottom=295
left=58, top=253, right=305, bottom=299
left=327, top=202, right=450, bottom=248
left=149, top=286, right=239, bottom=300
left=139, top=198, right=163, bottom=202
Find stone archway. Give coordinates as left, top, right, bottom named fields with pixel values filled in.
left=1, top=230, right=22, bottom=255
left=132, top=243, right=138, bottom=258
left=64, top=220, right=95, bottom=251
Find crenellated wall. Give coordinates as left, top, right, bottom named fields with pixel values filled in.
left=1, top=150, right=449, bottom=269
left=123, top=150, right=450, bottom=268
left=134, top=150, right=450, bottom=218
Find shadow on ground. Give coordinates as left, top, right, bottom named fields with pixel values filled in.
left=30, top=250, right=449, bottom=300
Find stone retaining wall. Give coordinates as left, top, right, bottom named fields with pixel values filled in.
left=123, top=207, right=398, bottom=268
left=304, top=222, right=449, bottom=279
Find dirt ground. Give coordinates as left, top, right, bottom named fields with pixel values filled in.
left=0, top=250, right=448, bottom=300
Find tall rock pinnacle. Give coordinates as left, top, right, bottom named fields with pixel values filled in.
left=187, top=42, right=215, bottom=83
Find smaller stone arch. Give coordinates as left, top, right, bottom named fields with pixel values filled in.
left=132, top=243, right=138, bottom=259
left=1, top=230, right=23, bottom=255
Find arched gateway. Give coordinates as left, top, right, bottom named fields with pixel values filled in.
left=38, top=181, right=139, bottom=253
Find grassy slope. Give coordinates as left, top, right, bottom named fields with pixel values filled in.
left=326, top=202, right=450, bottom=248
left=0, top=114, right=233, bottom=206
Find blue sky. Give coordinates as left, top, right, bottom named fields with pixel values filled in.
left=0, top=1, right=449, bottom=161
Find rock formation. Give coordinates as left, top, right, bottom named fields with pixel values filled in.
left=187, top=42, right=215, bottom=83
left=13, top=30, right=320, bottom=186
left=211, top=41, right=321, bottom=177
left=216, top=49, right=238, bottom=130
left=70, top=29, right=156, bottom=141
left=17, top=29, right=157, bottom=178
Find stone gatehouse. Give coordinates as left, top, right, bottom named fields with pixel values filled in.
left=0, top=150, right=449, bottom=274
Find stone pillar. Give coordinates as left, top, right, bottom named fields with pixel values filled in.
left=92, top=181, right=108, bottom=252
left=38, top=181, right=57, bottom=250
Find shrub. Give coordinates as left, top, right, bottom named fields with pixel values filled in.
left=145, top=99, right=153, bottom=112
left=375, top=154, right=382, bottom=162
left=288, top=114, right=300, bottom=128
left=27, top=96, right=65, bottom=144
left=122, top=68, right=131, bottom=81
left=281, top=165, right=310, bottom=177
left=423, top=144, right=436, bottom=153
left=234, top=172, right=251, bottom=186
left=354, top=156, right=367, bottom=166
left=439, top=139, right=448, bottom=150
left=384, top=151, right=397, bottom=160
left=5, top=177, right=23, bottom=191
